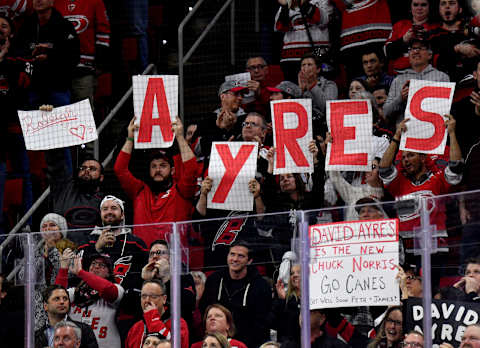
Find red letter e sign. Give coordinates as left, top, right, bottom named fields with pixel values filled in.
left=207, top=142, right=259, bottom=211
left=400, top=79, right=455, bottom=155
left=271, top=99, right=313, bottom=174
left=132, top=75, right=178, bottom=149
left=325, top=100, right=373, bottom=172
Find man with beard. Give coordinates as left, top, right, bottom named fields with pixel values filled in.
left=35, top=284, right=98, bottom=348
left=429, top=0, right=480, bottom=83
left=114, top=116, right=198, bottom=247
left=46, top=149, right=105, bottom=243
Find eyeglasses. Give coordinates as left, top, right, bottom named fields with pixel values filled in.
left=90, top=261, right=108, bottom=269
left=401, top=342, right=423, bottom=348
left=79, top=166, right=98, bottom=172
left=408, top=46, right=428, bottom=53
left=246, top=64, right=266, bottom=71
left=242, top=121, right=261, bottom=128
left=385, top=318, right=403, bottom=326
left=141, top=293, right=164, bottom=300
left=406, top=275, right=421, bottom=281
left=149, top=250, right=168, bottom=257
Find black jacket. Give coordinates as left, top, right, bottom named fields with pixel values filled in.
left=34, top=316, right=99, bottom=348
left=200, top=266, right=272, bottom=348
left=15, top=8, right=79, bottom=92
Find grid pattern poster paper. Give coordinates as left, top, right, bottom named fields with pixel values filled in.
left=132, top=75, right=178, bottom=149
left=207, top=141, right=259, bottom=211
left=400, top=79, right=455, bottom=155
left=18, top=99, right=97, bottom=150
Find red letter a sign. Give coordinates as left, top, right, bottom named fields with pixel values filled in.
left=271, top=99, right=313, bottom=174
left=400, top=79, right=455, bottom=155
left=207, top=142, right=258, bottom=211
left=325, top=100, right=373, bottom=172
left=132, top=75, right=178, bottom=148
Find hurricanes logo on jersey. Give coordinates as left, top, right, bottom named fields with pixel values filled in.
left=211, top=212, right=247, bottom=251
left=65, top=15, right=89, bottom=34
left=113, top=255, right=132, bottom=284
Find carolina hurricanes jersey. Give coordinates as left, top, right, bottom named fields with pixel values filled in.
left=54, top=0, right=110, bottom=71
left=67, top=285, right=124, bottom=348
left=0, top=0, right=32, bottom=19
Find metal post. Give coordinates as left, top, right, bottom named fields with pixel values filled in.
left=420, top=197, right=432, bottom=346
left=230, top=0, right=235, bottom=66
left=25, top=233, right=35, bottom=348
left=255, top=0, right=260, bottom=32
left=299, top=211, right=311, bottom=348
left=171, top=223, right=181, bottom=348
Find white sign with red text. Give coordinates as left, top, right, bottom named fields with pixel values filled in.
left=271, top=99, right=313, bottom=174
left=207, top=142, right=259, bottom=211
left=309, top=219, right=400, bottom=309
left=18, top=99, right=97, bottom=150
left=132, top=75, right=178, bottom=149
left=400, top=79, right=455, bottom=155
left=325, top=99, right=373, bottom=172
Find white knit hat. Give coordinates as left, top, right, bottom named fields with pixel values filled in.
left=40, top=213, right=68, bottom=238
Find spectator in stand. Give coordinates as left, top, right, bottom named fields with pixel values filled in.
left=33, top=213, right=76, bottom=331
left=125, top=279, right=189, bottom=348
left=367, top=306, right=403, bottom=348
left=454, top=58, right=480, bottom=261
left=385, top=0, right=438, bottom=75
left=243, top=56, right=271, bottom=116
left=268, top=80, right=302, bottom=101
left=330, top=0, right=392, bottom=79
left=348, top=78, right=369, bottom=99
left=372, top=84, right=389, bottom=121
left=0, top=13, right=32, bottom=234
left=384, top=39, right=450, bottom=125
left=200, top=241, right=272, bottom=348
left=397, top=265, right=423, bottom=299
left=274, top=0, right=332, bottom=82
left=141, top=239, right=196, bottom=331
left=45, top=149, right=105, bottom=242
left=196, top=81, right=248, bottom=162
left=34, top=284, right=98, bottom=348
left=453, top=257, right=480, bottom=301
left=15, top=0, right=79, bottom=107
left=379, top=116, right=462, bottom=268
left=191, top=304, right=247, bottom=348
left=357, top=49, right=394, bottom=90
left=53, top=321, right=83, bottom=348
left=429, top=0, right=480, bottom=83
left=298, top=52, right=338, bottom=136
left=401, top=331, right=424, bottom=348
left=56, top=250, right=124, bottom=348
left=272, top=264, right=301, bottom=343
left=459, top=324, right=480, bottom=348
left=260, top=342, right=280, bottom=348
left=202, top=333, right=230, bottom=348
left=78, top=195, right=147, bottom=287
left=114, top=116, right=198, bottom=248
left=54, top=0, right=111, bottom=107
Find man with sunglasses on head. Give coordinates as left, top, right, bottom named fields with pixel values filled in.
left=46, top=151, right=106, bottom=242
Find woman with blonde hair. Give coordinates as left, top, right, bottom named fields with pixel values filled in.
left=202, top=332, right=231, bottom=348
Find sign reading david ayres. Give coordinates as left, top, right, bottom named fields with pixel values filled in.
left=404, top=298, right=480, bottom=348
left=18, top=99, right=97, bottom=150
left=309, top=219, right=400, bottom=309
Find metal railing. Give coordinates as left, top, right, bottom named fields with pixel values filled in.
left=0, top=63, right=156, bottom=271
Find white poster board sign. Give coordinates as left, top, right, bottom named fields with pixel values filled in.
left=271, top=98, right=313, bottom=174
left=309, top=219, right=400, bottom=309
left=18, top=99, right=97, bottom=150
left=207, top=142, right=258, bottom=211
left=325, top=99, right=373, bottom=172
left=132, top=75, right=178, bottom=149
left=225, top=72, right=254, bottom=103
left=400, top=79, right=455, bottom=155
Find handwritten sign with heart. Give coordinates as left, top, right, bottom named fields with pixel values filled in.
left=18, top=99, right=98, bottom=150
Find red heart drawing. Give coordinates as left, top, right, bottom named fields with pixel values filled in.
left=69, top=125, right=86, bottom=140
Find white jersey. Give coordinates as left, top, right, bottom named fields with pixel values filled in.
left=67, top=284, right=124, bottom=348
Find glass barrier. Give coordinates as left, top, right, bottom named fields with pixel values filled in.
left=11, top=192, right=480, bottom=348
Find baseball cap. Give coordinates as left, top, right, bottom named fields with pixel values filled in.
left=267, top=81, right=302, bottom=98
left=218, top=80, right=248, bottom=96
